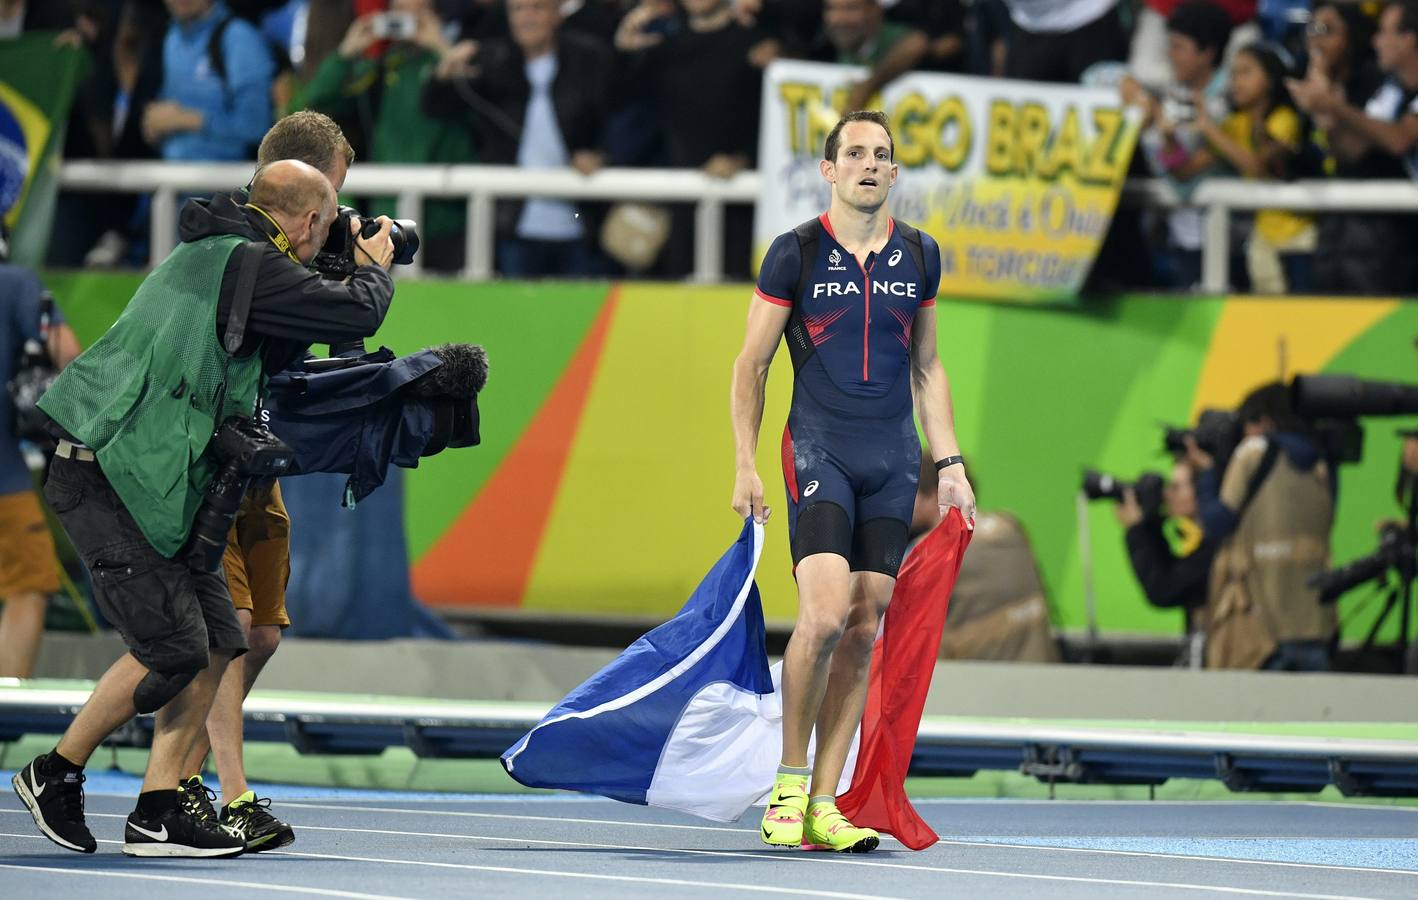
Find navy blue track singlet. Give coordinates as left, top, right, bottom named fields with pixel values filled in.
left=756, top=214, right=942, bottom=575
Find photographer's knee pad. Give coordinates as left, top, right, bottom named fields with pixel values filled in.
left=132, top=666, right=201, bottom=714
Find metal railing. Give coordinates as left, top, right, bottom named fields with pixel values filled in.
left=56, top=161, right=1418, bottom=291
left=1191, top=179, right=1418, bottom=292
left=56, top=161, right=762, bottom=281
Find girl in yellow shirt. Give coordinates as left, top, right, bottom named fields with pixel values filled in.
left=1192, top=44, right=1316, bottom=294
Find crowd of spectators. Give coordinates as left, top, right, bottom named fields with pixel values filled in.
left=9, top=0, right=1418, bottom=290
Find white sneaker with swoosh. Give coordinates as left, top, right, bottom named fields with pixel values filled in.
left=123, top=804, right=245, bottom=858
left=11, top=755, right=96, bottom=853
left=129, top=821, right=168, bottom=841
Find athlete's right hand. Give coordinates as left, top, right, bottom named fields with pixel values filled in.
left=732, top=468, right=771, bottom=524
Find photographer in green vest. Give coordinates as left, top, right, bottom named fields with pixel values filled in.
left=10, top=160, right=396, bottom=859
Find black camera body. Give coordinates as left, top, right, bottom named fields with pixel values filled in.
left=7, top=349, right=58, bottom=445
left=1164, top=408, right=1241, bottom=471
left=1309, top=522, right=1415, bottom=604
left=312, top=206, right=420, bottom=280
left=1082, top=469, right=1166, bottom=519
left=6, top=290, right=59, bottom=447
left=189, top=416, right=296, bottom=572
left=208, top=415, right=295, bottom=477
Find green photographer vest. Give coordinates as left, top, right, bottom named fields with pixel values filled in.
left=39, top=234, right=264, bottom=557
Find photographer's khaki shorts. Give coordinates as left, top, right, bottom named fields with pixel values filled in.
left=222, top=480, right=291, bottom=628
left=0, top=490, right=62, bottom=597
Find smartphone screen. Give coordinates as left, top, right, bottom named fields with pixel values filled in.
left=372, top=12, right=417, bottom=40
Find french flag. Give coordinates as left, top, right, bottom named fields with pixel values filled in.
left=501, top=511, right=971, bottom=850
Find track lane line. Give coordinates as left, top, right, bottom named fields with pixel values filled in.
left=0, top=821, right=1388, bottom=899
left=264, top=844, right=1387, bottom=899
left=276, top=801, right=758, bottom=833
left=0, top=854, right=410, bottom=899
left=268, top=848, right=901, bottom=899
left=260, top=802, right=1418, bottom=877
left=928, top=837, right=1418, bottom=877
left=1300, top=801, right=1418, bottom=815
left=53, top=813, right=1377, bottom=899
left=0, top=828, right=895, bottom=900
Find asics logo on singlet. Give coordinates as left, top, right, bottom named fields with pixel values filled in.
left=804, top=480, right=820, bottom=497
left=811, top=281, right=918, bottom=299
left=888, top=249, right=902, bottom=267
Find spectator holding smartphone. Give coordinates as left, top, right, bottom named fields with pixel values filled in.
left=299, top=0, right=476, bottom=272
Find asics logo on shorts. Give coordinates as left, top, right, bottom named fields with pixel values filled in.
left=804, top=480, right=820, bottom=497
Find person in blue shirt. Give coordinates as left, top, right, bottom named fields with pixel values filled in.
left=0, top=262, right=80, bottom=677
left=729, top=110, right=975, bottom=853
left=142, top=0, right=275, bottom=161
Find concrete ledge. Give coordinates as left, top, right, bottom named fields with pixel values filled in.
left=30, top=633, right=1418, bottom=722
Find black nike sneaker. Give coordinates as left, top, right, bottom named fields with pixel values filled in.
left=222, top=791, right=295, bottom=851
left=11, top=754, right=96, bottom=853
left=178, top=775, right=220, bottom=824
left=122, top=803, right=246, bottom=858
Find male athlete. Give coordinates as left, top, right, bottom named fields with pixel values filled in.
left=730, top=110, right=975, bottom=853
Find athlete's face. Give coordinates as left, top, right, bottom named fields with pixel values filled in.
left=821, top=121, right=897, bottom=212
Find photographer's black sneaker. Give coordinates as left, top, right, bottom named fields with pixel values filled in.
left=178, top=775, right=220, bottom=824
left=122, top=803, right=245, bottom=858
left=11, top=754, right=96, bottom=853
left=222, top=791, right=295, bottom=851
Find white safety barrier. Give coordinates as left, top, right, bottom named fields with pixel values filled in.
left=57, top=161, right=761, bottom=282
left=56, top=161, right=1418, bottom=292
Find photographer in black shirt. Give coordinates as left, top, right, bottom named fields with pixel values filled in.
left=14, top=160, right=395, bottom=859
left=1116, top=459, right=1218, bottom=655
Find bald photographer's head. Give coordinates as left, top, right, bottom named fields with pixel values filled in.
left=247, top=160, right=339, bottom=265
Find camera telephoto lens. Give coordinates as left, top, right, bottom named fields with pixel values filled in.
left=360, top=216, right=420, bottom=265
left=1082, top=470, right=1125, bottom=502
left=1292, top=375, right=1418, bottom=418
left=190, top=461, right=248, bottom=572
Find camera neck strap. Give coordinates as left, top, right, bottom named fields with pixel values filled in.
left=1236, top=438, right=1282, bottom=518
left=244, top=203, right=301, bottom=265
left=223, top=241, right=265, bottom=356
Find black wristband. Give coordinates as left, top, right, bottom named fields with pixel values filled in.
left=934, top=455, right=965, bottom=471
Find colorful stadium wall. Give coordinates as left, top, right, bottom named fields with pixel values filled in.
left=43, top=273, right=1418, bottom=639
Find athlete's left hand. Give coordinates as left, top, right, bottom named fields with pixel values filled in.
left=938, top=469, right=976, bottom=530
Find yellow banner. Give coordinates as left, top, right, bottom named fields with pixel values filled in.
left=755, top=61, right=1141, bottom=303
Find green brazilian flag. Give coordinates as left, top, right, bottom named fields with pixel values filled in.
left=0, top=32, right=87, bottom=266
